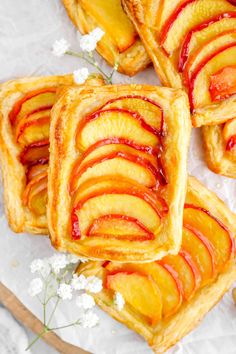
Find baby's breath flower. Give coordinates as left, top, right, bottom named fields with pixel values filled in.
left=66, top=254, right=81, bottom=264
left=90, top=27, right=105, bottom=41
left=80, top=311, right=99, bottom=328
left=76, top=293, right=95, bottom=310
left=57, top=283, right=73, bottom=300
left=86, top=276, right=102, bottom=294
left=49, top=254, right=68, bottom=274
left=52, top=38, right=70, bottom=57
left=28, top=278, right=43, bottom=297
left=114, top=292, right=125, bottom=311
left=30, top=258, right=51, bottom=278
left=73, top=67, right=89, bottom=84
left=79, top=27, right=104, bottom=52
left=71, top=274, right=87, bottom=290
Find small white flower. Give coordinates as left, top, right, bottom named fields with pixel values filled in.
left=52, top=38, right=70, bottom=57
left=86, top=276, right=102, bottom=294
left=76, top=293, right=95, bottom=310
left=71, top=274, right=87, bottom=290
left=79, top=34, right=97, bottom=52
left=80, top=311, right=99, bottom=328
left=30, top=258, right=51, bottom=278
left=57, top=283, right=73, bottom=300
left=90, top=27, right=105, bottom=42
left=73, top=67, right=89, bottom=84
left=28, top=278, right=43, bottom=297
left=49, top=254, right=68, bottom=274
left=114, top=292, right=125, bottom=311
left=66, top=254, right=81, bottom=264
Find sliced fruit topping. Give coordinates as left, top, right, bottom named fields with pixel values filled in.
left=184, top=204, right=235, bottom=271
left=100, top=95, right=164, bottom=134
left=163, top=250, right=201, bottom=300
left=189, top=44, right=236, bottom=110
left=71, top=177, right=166, bottom=240
left=87, top=214, right=154, bottom=241
left=22, top=172, right=47, bottom=215
left=183, top=31, right=236, bottom=86
left=76, top=109, right=160, bottom=151
left=160, top=0, right=234, bottom=55
left=105, top=261, right=183, bottom=318
left=80, top=0, right=137, bottom=53
left=182, top=225, right=216, bottom=286
left=70, top=151, right=161, bottom=194
left=179, top=12, right=236, bottom=72
left=106, top=272, right=162, bottom=324
left=26, top=163, right=48, bottom=182
left=223, top=118, right=236, bottom=150
left=9, top=88, right=56, bottom=125
left=20, top=140, right=49, bottom=166
left=15, top=109, right=50, bottom=146
left=209, top=65, right=236, bottom=101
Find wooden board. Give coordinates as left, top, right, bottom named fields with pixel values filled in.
left=0, top=282, right=90, bottom=354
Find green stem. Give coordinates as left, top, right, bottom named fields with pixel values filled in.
left=65, top=50, right=113, bottom=84
left=25, top=327, right=48, bottom=351
left=47, top=297, right=60, bottom=327
left=49, top=321, right=78, bottom=331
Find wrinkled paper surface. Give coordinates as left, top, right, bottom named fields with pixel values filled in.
left=0, top=1, right=236, bottom=353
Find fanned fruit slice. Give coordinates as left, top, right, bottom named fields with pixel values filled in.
left=20, top=140, right=49, bottom=166
left=106, top=272, right=162, bottom=324
left=223, top=117, right=236, bottom=151
left=22, top=172, right=48, bottom=216
left=184, top=204, right=235, bottom=271
left=209, top=65, right=236, bottom=101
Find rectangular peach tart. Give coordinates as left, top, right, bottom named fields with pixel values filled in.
left=122, top=0, right=236, bottom=126
left=48, top=84, right=191, bottom=262
left=0, top=74, right=103, bottom=234
left=76, top=177, right=236, bottom=353
left=62, top=0, right=151, bottom=76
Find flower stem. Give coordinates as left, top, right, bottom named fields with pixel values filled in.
left=65, top=50, right=113, bottom=84
left=50, top=321, right=78, bottom=331
left=25, top=327, right=48, bottom=351
left=47, top=297, right=60, bottom=327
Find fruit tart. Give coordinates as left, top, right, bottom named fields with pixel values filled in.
left=62, top=0, right=151, bottom=76
left=202, top=120, right=236, bottom=178
left=48, top=84, right=191, bottom=261
left=76, top=176, right=236, bottom=353
left=122, top=0, right=236, bottom=126
left=0, top=74, right=104, bottom=234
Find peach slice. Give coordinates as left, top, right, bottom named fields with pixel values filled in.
left=20, top=140, right=49, bottom=166
left=163, top=250, right=201, bottom=300
left=184, top=204, right=235, bottom=271
left=80, top=0, right=137, bottom=53
left=106, top=272, right=162, bottom=324
left=189, top=44, right=236, bottom=110
left=15, top=109, right=50, bottom=146
left=183, top=31, right=236, bottom=85
left=100, top=95, right=163, bottom=134
left=179, top=12, right=236, bottom=71
left=27, top=163, right=48, bottom=182
left=160, top=0, right=234, bottom=55
left=71, top=177, right=165, bottom=239
left=223, top=117, right=236, bottom=150
left=209, top=65, right=236, bottom=101
left=182, top=225, right=216, bottom=286
left=76, top=109, right=160, bottom=151
left=9, top=88, right=56, bottom=125
left=87, top=214, right=154, bottom=241
left=105, top=261, right=183, bottom=318
left=23, top=172, right=47, bottom=215
left=70, top=151, right=160, bottom=194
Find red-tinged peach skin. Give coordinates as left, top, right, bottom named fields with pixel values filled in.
left=20, top=140, right=49, bottom=166
left=16, top=114, right=50, bottom=146
left=27, top=178, right=48, bottom=216
left=223, top=117, right=236, bottom=150
left=26, top=163, right=48, bottom=182
left=209, top=65, right=236, bottom=101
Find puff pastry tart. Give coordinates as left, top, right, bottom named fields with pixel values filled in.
left=48, top=84, right=191, bottom=261
left=202, top=119, right=236, bottom=178
left=76, top=176, right=236, bottom=353
left=61, top=0, right=151, bottom=76
left=0, top=74, right=103, bottom=234
left=122, top=0, right=236, bottom=126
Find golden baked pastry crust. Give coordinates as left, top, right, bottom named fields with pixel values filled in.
left=202, top=125, right=236, bottom=178
left=122, top=0, right=236, bottom=127
left=62, top=0, right=151, bottom=76
left=76, top=176, right=236, bottom=353
left=48, top=84, right=191, bottom=262
left=0, top=74, right=104, bottom=234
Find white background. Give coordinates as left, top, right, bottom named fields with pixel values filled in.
left=1, top=1, right=236, bottom=353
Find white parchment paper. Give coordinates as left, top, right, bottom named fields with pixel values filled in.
left=0, top=1, right=236, bottom=353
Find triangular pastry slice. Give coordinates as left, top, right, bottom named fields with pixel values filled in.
left=76, top=176, right=236, bottom=353
left=48, top=84, right=191, bottom=261
left=62, top=0, right=151, bottom=76
left=122, top=0, right=236, bottom=126
left=202, top=119, right=236, bottom=178
left=0, top=74, right=104, bottom=234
